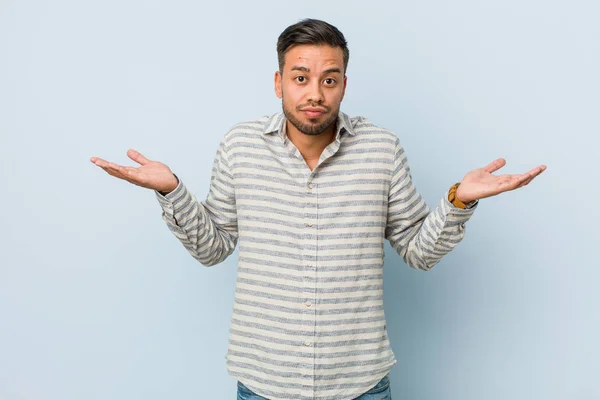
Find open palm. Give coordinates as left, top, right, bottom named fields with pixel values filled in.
left=456, top=158, right=547, bottom=204
left=90, top=149, right=179, bottom=193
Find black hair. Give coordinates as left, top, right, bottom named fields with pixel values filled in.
left=276, top=18, right=349, bottom=73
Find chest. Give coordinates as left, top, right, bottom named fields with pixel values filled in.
left=232, top=141, right=393, bottom=236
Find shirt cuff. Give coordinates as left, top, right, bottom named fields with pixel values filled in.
left=442, top=191, right=478, bottom=223
left=155, top=177, right=187, bottom=221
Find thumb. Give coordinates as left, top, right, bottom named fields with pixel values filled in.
left=483, top=158, right=506, bottom=173
left=127, top=149, right=151, bottom=166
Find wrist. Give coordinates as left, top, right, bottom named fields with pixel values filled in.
left=449, top=182, right=477, bottom=209
left=456, top=191, right=474, bottom=205
left=159, top=174, right=179, bottom=195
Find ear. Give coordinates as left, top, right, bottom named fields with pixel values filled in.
left=341, top=75, right=348, bottom=101
left=274, top=71, right=283, bottom=99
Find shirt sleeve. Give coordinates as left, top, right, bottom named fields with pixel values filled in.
left=384, top=138, right=477, bottom=271
left=154, top=139, right=238, bottom=266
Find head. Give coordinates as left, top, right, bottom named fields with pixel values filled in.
left=275, top=19, right=349, bottom=136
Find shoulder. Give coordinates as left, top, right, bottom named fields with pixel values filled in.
left=217, top=113, right=282, bottom=163
left=223, top=114, right=274, bottom=141
left=216, top=113, right=282, bottom=152
left=345, top=114, right=401, bottom=147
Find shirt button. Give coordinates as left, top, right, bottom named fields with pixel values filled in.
left=304, top=340, right=312, bottom=347
left=308, top=184, right=313, bottom=190
left=307, top=223, right=313, bottom=227
left=305, top=301, right=312, bottom=307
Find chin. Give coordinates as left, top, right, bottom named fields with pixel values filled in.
left=304, top=116, right=325, bottom=124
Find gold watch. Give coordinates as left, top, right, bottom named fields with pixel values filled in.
left=448, top=182, right=476, bottom=209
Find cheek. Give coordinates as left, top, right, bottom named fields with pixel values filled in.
left=282, top=85, right=302, bottom=103
left=327, top=89, right=344, bottom=104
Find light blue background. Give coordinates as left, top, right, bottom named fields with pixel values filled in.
left=1, top=0, right=598, bottom=399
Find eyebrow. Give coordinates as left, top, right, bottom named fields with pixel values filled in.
left=290, top=66, right=343, bottom=75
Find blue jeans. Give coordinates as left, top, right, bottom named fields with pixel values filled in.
left=237, top=374, right=391, bottom=400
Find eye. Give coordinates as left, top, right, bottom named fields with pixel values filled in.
left=295, top=76, right=306, bottom=83
left=324, top=78, right=336, bottom=85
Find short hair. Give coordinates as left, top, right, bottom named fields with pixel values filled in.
left=276, top=18, right=349, bottom=74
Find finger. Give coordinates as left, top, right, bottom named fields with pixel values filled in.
left=514, top=173, right=532, bottom=186
left=118, top=166, right=142, bottom=182
left=516, top=166, right=546, bottom=189
left=91, top=158, right=119, bottom=170
left=526, top=165, right=547, bottom=177
left=92, top=157, right=136, bottom=175
left=493, top=174, right=526, bottom=193
left=497, top=174, right=521, bottom=191
left=127, top=149, right=151, bottom=166
left=516, top=175, right=535, bottom=189
left=516, top=165, right=545, bottom=184
left=90, top=157, right=110, bottom=167
left=483, top=158, right=506, bottom=173
left=91, top=156, right=141, bottom=184
left=97, top=163, right=125, bottom=179
left=497, top=164, right=546, bottom=190
left=101, top=167, right=140, bottom=186
left=106, top=161, right=125, bottom=171
left=96, top=160, right=127, bottom=177
left=104, top=161, right=129, bottom=177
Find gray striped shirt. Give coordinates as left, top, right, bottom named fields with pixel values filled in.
left=155, top=111, right=477, bottom=400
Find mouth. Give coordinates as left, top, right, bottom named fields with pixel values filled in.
left=300, top=108, right=327, bottom=118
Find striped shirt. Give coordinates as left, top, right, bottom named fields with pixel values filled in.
left=155, top=111, right=477, bottom=400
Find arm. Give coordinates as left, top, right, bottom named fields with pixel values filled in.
left=155, top=139, right=238, bottom=267
left=91, top=143, right=239, bottom=267
left=384, top=140, right=546, bottom=271
left=384, top=139, right=476, bottom=271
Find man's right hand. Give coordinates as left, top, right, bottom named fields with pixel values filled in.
left=90, top=149, right=179, bottom=194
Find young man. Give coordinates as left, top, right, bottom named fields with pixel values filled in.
left=91, top=19, right=545, bottom=400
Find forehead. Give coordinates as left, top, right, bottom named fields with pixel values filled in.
left=283, top=44, right=344, bottom=71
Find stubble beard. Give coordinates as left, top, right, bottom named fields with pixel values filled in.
left=282, top=101, right=339, bottom=136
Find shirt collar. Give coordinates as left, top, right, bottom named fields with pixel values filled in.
left=262, top=111, right=355, bottom=139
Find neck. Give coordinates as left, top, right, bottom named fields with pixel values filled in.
left=285, top=121, right=337, bottom=161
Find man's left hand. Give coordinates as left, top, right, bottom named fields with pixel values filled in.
left=456, top=158, right=547, bottom=204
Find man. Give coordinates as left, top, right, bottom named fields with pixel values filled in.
left=91, top=18, right=545, bottom=400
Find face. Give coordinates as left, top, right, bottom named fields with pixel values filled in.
left=275, top=45, right=347, bottom=136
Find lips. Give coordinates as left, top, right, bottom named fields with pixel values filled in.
left=300, top=108, right=327, bottom=118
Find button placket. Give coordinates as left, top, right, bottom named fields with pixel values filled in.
left=302, top=176, right=317, bottom=362
left=306, top=180, right=315, bottom=228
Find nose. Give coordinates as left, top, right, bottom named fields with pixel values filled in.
left=306, top=80, right=324, bottom=104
